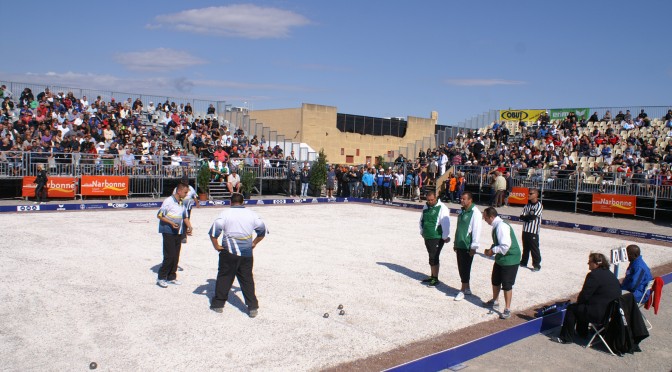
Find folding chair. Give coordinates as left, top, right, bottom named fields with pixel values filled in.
left=585, top=299, right=618, bottom=356
left=638, top=279, right=656, bottom=330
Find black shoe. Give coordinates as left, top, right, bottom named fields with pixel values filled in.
left=519, top=263, right=527, bottom=268
left=210, top=306, right=223, bottom=313
left=532, top=266, right=541, bottom=272
left=421, top=276, right=433, bottom=283
left=553, top=337, right=567, bottom=344
left=428, top=278, right=440, bottom=286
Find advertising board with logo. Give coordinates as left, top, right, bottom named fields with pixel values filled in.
left=80, top=176, right=129, bottom=196
left=499, top=109, right=546, bottom=123
left=549, top=108, right=590, bottom=121
left=591, top=194, right=636, bottom=215
left=508, top=187, right=529, bottom=205
left=22, top=176, right=77, bottom=198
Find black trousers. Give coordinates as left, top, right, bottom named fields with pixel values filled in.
left=455, top=249, right=474, bottom=284
left=158, top=233, right=182, bottom=281
left=35, top=184, right=46, bottom=202
left=424, top=239, right=444, bottom=266
left=559, top=303, right=589, bottom=342
left=521, top=232, right=541, bottom=268
left=363, top=185, right=373, bottom=199
left=211, top=250, right=258, bottom=310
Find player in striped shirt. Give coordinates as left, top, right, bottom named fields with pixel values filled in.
left=519, top=188, right=543, bottom=272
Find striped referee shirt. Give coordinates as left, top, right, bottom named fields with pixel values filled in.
left=521, top=200, right=543, bottom=234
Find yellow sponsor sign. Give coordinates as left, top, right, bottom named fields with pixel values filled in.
left=499, top=109, right=546, bottom=122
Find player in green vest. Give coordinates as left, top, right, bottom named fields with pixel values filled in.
left=483, top=207, right=522, bottom=320
left=419, top=191, right=451, bottom=286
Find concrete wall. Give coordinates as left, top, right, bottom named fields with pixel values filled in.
left=249, top=103, right=436, bottom=164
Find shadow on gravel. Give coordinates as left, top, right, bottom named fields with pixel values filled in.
left=376, top=261, right=484, bottom=306
left=193, top=279, right=248, bottom=313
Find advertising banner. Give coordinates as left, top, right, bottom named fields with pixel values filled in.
left=81, top=176, right=129, bottom=196
left=592, top=194, right=636, bottom=215
left=22, top=176, right=77, bottom=198
left=499, top=109, right=546, bottom=123
left=508, top=187, right=529, bottom=205
left=549, top=108, right=590, bottom=121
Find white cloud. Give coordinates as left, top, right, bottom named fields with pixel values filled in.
left=114, top=48, right=206, bottom=72
left=445, top=78, right=526, bottom=86
left=153, top=5, right=311, bottom=39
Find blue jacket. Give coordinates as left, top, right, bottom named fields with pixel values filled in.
left=361, top=172, right=374, bottom=187
left=621, top=256, right=653, bottom=303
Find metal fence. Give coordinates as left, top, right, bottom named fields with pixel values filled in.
left=450, top=165, right=672, bottom=218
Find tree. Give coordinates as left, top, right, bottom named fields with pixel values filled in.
left=309, top=149, right=328, bottom=196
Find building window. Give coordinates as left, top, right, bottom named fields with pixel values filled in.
left=336, top=113, right=407, bottom=138
left=341, top=148, right=344, bottom=155
left=346, top=155, right=354, bottom=163
left=356, top=149, right=360, bottom=156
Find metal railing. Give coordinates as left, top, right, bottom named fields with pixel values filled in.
left=451, top=165, right=672, bottom=218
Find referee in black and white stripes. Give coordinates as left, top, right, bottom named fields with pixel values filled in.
left=519, top=188, right=543, bottom=272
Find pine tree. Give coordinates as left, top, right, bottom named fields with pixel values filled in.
left=309, top=149, right=328, bottom=196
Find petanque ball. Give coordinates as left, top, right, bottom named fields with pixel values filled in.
left=339, top=310, right=345, bottom=315
left=323, top=313, right=329, bottom=318
left=337, top=304, right=343, bottom=310
left=90, top=362, right=97, bottom=369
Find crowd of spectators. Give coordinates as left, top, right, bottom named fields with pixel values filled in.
left=1, top=84, right=671, bottom=194
left=0, top=85, right=303, bottom=177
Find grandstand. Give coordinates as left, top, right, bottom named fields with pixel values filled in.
left=1, top=80, right=671, bottom=218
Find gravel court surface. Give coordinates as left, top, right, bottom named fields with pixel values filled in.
left=0, top=202, right=670, bottom=371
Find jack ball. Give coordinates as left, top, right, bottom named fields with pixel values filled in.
left=90, top=362, right=98, bottom=369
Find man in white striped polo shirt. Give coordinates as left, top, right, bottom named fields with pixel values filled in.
left=208, top=193, right=267, bottom=317
left=519, top=188, right=543, bottom=272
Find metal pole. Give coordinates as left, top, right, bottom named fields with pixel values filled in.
left=653, top=181, right=658, bottom=220
left=574, top=173, right=579, bottom=213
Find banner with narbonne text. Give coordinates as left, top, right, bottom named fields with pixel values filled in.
left=499, top=109, right=546, bottom=123
left=592, top=194, right=636, bottom=215
left=81, top=175, right=129, bottom=196
left=508, top=187, right=529, bottom=205
left=22, top=176, right=77, bottom=198
left=549, top=108, right=590, bottom=121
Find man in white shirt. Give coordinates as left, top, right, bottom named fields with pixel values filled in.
left=227, top=168, right=242, bottom=194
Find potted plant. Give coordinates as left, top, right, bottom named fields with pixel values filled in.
left=240, top=168, right=257, bottom=199
left=309, top=149, right=328, bottom=197
left=197, top=161, right=211, bottom=201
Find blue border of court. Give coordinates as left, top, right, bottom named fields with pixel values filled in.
left=386, top=272, right=672, bottom=372
left=2, top=196, right=671, bottom=244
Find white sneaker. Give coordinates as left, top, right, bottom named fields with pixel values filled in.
left=168, top=280, right=182, bottom=285
left=454, top=291, right=465, bottom=301
left=156, top=280, right=168, bottom=288
left=464, top=288, right=472, bottom=296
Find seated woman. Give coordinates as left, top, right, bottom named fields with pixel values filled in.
left=621, top=245, right=653, bottom=304
left=556, top=253, right=621, bottom=344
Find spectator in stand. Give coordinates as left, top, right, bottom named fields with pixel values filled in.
left=601, top=110, right=612, bottom=122
left=588, top=112, right=599, bottom=122
left=227, top=168, right=242, bottom=194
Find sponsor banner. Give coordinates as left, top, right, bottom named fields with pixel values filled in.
left=22, top=176, right=77, bottom=198
left=0, top=198, right=670, bottom=243
left=592, top=194, right=636, bottom=215
left=81, top=176, right=129, bottom=196
left=549, top=108, right=590, bottom=121
left=499, top=109, right=546, bottom=123
left=508, top=187, right=529, bottom=205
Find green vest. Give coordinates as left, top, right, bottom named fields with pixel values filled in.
left=492, top=221, right=521, bottom=266
left=454, top=205, right=474, bottom=250
left=421, top=204, right=443, bottom=240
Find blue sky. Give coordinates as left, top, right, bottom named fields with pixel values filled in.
left=2, top=1, right=670, bottom=125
